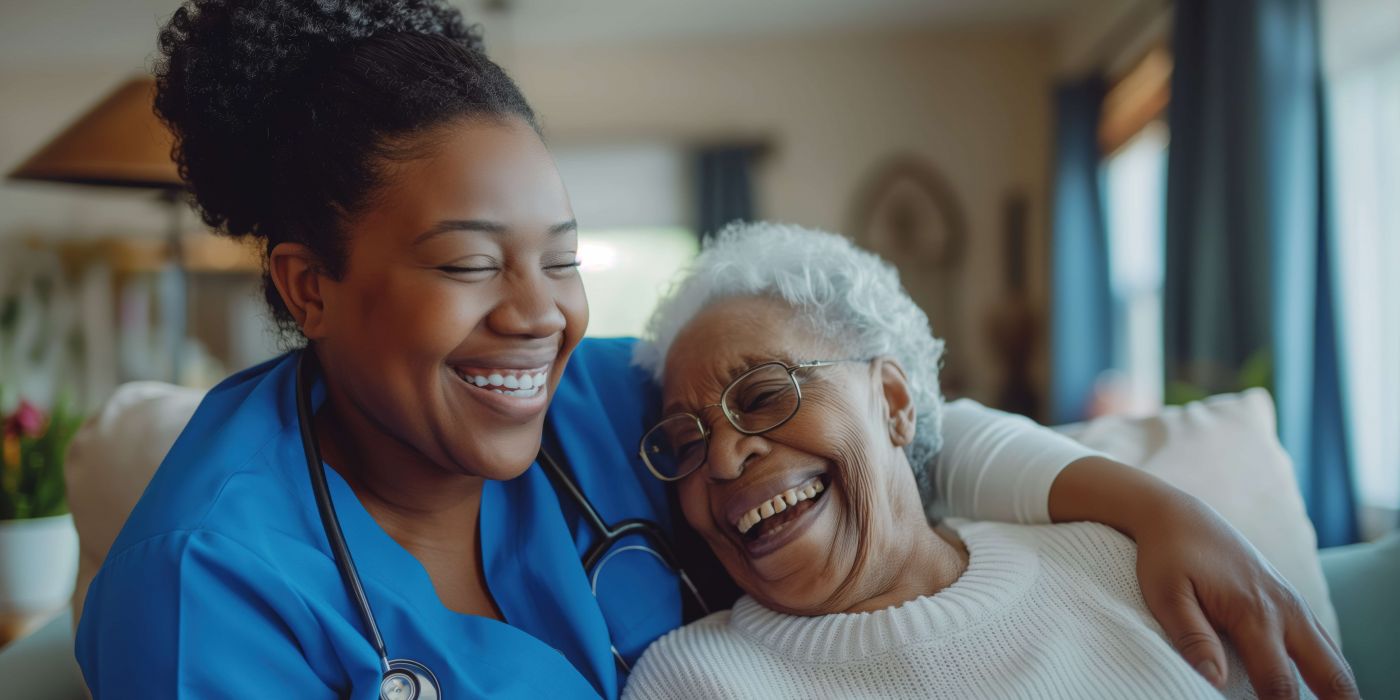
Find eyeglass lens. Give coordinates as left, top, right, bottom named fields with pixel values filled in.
left=641, top=363, right=800, bottom=479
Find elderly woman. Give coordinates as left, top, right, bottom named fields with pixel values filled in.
left=623, top=223, right=1285, bottom=699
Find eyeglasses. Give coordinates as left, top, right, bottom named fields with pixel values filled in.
left=638, top=359, right=865, bottom=481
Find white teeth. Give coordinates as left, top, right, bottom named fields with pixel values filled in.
left=491, top=388, right=541, bottom=397
left=456, top=367, right=550, bottom=397
left=736, top=478, right=827, bottom=536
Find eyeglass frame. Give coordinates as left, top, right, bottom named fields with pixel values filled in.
left=638, top=358, right=868, bottom=482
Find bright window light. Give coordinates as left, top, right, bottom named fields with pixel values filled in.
left=1328, top=40, right=1400, bottom=533
left=1101, top=121, right=1168, bottom=417
left=578, top=228, right=698, bottom=338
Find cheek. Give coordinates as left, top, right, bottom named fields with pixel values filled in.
left=676, top=478, right=714, bottom=535
left=561, top=276, right=588, bottom=337
left=365, top=272, right=495, bottom=354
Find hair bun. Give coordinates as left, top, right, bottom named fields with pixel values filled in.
left=155, top=0, right=482, bottom=238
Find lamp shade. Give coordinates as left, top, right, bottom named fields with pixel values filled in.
left=7, top=77, right=182, bottom=190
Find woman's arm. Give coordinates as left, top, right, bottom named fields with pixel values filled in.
left=932, top=399, right=1102, bottom=522
left=937, top=400, right=1358, bottom=700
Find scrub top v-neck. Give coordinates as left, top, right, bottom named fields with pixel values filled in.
left=75, top=338, right=682, bottom=698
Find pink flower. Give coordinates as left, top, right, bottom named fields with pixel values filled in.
left=4, top=400, right=45, bottom=439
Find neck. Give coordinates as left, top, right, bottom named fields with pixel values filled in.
left=313, top=380, right=484, bottom=542
left=838, top=493, right=968, bottom=615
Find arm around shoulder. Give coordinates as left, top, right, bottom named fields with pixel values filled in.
left=933, top=399, right=1105, bottom=523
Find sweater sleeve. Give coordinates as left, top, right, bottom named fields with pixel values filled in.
left=930, top=399, right=1106, bottom=523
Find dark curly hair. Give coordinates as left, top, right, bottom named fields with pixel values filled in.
left=154, top=0, right=538, bottom=340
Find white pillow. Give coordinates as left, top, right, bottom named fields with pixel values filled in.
left=64, top=381, right=204, bottom=630
left=1058, top=388, right=1340, bottom=641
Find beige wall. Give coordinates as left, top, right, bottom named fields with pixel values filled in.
left=508, top=28, right=1057, bottom=402
left=1, top=26, right=1059, bottom=404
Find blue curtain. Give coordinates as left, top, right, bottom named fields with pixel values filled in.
left=695, top=145, right=758, bottom=239
left=1050, top=77, right=1114, bottom=424
left=1167, top=0, right=1358, bottom=545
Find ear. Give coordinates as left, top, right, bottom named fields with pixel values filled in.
left=874, top=357, right=917, bottom=447
left=268, top=242, right=331, bottom=339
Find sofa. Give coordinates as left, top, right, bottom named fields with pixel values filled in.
left=1, top=383, right=1395, bottom=698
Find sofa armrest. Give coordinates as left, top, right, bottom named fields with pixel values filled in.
left=1320, top=533, right=1400, bottom=699
left=0, top=608, right=88, bottom=699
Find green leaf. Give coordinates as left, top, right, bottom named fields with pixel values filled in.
left=1, top=395, right=84, bottom=520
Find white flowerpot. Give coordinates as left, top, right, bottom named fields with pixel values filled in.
left=0, top=514, right=78, bottom=643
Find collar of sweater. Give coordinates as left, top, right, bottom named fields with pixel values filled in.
left=727, top=520, right=1040, bottom=663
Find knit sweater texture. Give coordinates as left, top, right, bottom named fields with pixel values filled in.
left=624, top=520, right=1268, bottom=699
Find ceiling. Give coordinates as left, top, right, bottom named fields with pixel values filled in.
left=0, top=0, right=1098, bottom=72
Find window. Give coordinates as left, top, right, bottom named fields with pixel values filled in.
left=1097, top=48, right=1170, bottom=418
left=1101, top=122, right=1167, bottom=416
left=1324, top=0, right=1400, bottom=536
left=577, top=228, right=697, bottom=338
left=552, top=143, right=699, bottom=338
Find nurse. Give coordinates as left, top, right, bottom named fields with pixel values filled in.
left=75, top=0, right=1353, bottom=698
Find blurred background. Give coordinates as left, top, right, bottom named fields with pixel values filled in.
left=0, top=0, right=1395, bottom=555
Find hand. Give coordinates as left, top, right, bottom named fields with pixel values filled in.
left=1049, top=457, right=1358, bottom=699
left=1132, top=496, right=1357, bottom=699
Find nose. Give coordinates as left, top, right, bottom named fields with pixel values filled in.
left=488, top=268, right=568, bottom=338
left=703, top=415, right=769, bottom=481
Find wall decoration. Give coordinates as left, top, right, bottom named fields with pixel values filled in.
left=848, top=155, right=969, bottom=397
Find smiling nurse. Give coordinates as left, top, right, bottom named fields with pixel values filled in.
left=74, top=1, right=1355, bottom=698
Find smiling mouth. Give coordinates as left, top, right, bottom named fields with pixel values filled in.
left=451, top=365, right=550, bottom=398
left=734, top=475, right=830, bottom=547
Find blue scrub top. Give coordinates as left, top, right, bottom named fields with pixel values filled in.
left=75, top=338, right=682, bottom=698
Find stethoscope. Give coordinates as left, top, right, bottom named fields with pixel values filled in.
left=294, top=350, right=709, bottom=700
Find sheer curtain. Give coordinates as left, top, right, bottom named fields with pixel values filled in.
left=1323, top=0, right=1400, bottom=537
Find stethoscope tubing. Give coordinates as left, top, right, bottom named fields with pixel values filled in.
left=296, top=348, right=707, bottom=689
left=296, top=350, right=396, bottom=677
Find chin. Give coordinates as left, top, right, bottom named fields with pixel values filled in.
left=742, top=565, right=845, bottom=617
left=449, top=424, right=546, bottom=481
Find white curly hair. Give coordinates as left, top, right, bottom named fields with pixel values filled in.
left=633, top=221, right=946, bottom=505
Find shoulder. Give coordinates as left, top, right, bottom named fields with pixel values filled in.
left=558, top=337, right=656, bottom=415
left=961, top=520, right=1137, bottom=567
left=961, top=520, right=1142, bottom=601
left=109, top=352, right=314, bottom=558
left=548, top=336, right=663, bottom=496
left=624, top=610, right=745, bottom=700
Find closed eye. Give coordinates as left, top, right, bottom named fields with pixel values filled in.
left=439, top=265, right=498, bottom=274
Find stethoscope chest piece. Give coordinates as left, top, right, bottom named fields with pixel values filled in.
left=380, top=659, right=441, bottom=700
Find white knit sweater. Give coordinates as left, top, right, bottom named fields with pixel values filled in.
left=624, top=521, right=1268, bottom=700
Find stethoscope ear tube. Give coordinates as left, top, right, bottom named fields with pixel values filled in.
left=297, top=350, right=440, bottom=699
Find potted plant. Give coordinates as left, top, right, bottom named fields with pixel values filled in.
left=0, top=396, right=83, bottom=645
